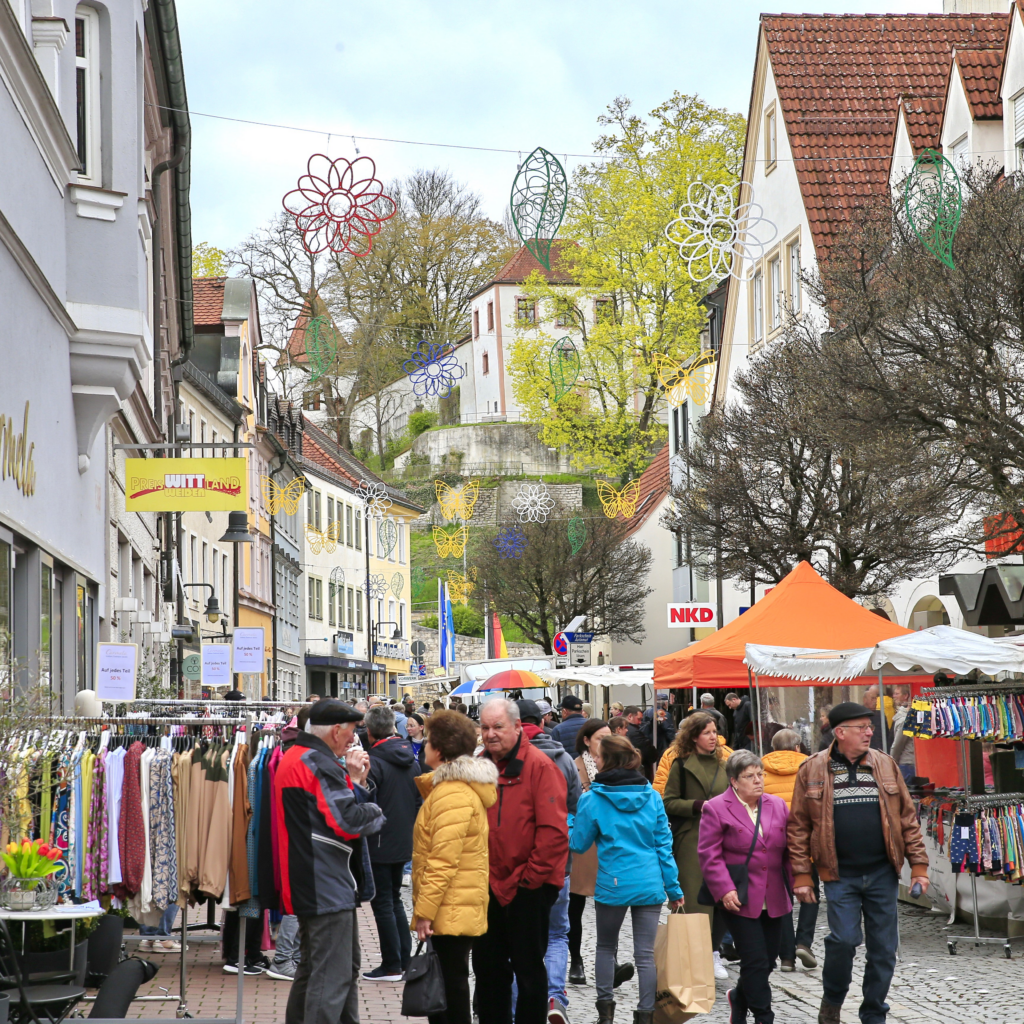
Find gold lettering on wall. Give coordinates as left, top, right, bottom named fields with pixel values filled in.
left=0, top=402, right=36, bottom=497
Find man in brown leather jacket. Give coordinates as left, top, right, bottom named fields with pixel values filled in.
left=787, top=702, right=929, bottom=1024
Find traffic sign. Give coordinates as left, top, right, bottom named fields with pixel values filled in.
left=553, top=631, right=569, bottom=656
left=569, top=642, right=591, bottom=666
left=564, top=631, right=594, bottom=643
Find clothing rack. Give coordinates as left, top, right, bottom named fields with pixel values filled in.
left=922, top=682, right=1024, bottom=697
left=4, top=712, right=258, bottom=1024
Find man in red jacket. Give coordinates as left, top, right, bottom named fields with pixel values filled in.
left=474, top=698, right=569, bottom=1024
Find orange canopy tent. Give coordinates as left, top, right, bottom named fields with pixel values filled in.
left=653, top=561, right=912, bottom=689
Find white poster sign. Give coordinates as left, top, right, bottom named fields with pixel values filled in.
left=201, top=643, right=232, bottom=687
left=232, top=627, right=265, bottom=674
left=95, top=642, right=138, bottom=700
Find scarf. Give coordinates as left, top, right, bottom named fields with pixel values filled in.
left=582, top=750, right=599, bottom=784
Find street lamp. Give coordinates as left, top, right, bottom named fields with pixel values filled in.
left=219, top=511, right=253, bottom=544
left=182, top=583, right=224, bottom=624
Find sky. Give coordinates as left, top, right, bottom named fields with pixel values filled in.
left=176, top=0, right=943, bottom=252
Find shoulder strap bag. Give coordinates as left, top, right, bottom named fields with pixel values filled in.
left=697, top=797, right=761, bottom=907
left=401, top=939, right=447, bottom=1017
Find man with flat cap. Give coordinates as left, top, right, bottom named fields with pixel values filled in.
left=787, top=702, right=929, bottom=1024
left=274, top=699, right=385, bottom=1024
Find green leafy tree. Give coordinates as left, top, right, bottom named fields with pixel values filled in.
left=192, top=241, right=227, bottom=277
left=507, top=93, right=745, bottom=479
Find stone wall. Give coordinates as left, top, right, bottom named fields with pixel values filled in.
left=411, top=622, right=544, bottom=666
left=396, top=422, right=574, bottom=475
left=414, top=480, right=583, bottom=528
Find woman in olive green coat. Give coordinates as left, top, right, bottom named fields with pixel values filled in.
left=662, top=712, right=729, bottom=956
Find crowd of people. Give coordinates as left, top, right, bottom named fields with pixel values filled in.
left=263, top=688, right=929, bottom=1024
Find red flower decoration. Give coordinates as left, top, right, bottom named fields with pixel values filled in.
left=282, top=154, right=397, bottom=257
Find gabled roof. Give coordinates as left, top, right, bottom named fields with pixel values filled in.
left=762, top=12, right=1008, bottom=259
left=953, top=48, right=1003, bottom=121
left=467, top=241, right=579, bottom=302
left=193, top=277, right=227, bottom=326
left=622, top=444, right=671, bottom=539
left=897, top=95, right=946, bottom=154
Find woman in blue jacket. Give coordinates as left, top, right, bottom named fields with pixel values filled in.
left=570, top=734, right=683, bottom=1024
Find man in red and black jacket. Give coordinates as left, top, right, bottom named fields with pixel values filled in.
left=474, top=698, right=569, bottom=1024
left=274, top=699, right=385, bottom=1024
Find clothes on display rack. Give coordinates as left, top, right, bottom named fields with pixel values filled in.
left=918, top=795, right=1024, bottom=882
left=905, top=693, right=1024, bottom=741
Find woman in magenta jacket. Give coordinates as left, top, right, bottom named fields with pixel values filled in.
left=697, top=750, right=792, bottom=1024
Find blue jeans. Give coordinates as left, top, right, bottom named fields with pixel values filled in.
left=822, top=864, right=899, bottom=1024
left=274, top=914, right=299, bottom=968
left=546, top=877, right=570, bottom=1007
left=140, top=904, right=179, bottom=937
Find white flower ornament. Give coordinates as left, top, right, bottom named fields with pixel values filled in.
left=512, top=483, right=555, bottom=524
left=665, top=181, right=778, bottom=283
left=357, top=481, right=392, bottom=520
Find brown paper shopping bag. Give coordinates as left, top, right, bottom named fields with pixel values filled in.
left=653, top=909, right=715, bottom=1024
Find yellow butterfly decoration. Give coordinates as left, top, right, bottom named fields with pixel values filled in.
left=435, top=480, right=480, bottom=521
left=305, top=523, right=339, bottom=555
left=261, top=476, right=305, bottom=516
left=597, top=480, right=642, bottom=519
left=447, top=570, right=475, bottom=604
left=433, top=526, right=468, bottom=559
left=653, top=351, right=716, bottom=408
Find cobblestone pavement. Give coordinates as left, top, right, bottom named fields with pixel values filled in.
left=121, top=893, right=1024, bottom=1024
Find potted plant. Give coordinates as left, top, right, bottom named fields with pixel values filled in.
left=1, top=839, right=61, bottom=911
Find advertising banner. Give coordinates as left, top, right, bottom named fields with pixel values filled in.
left=124, top=458, right=247, bottom=511
left=666, top=603, right=717, bottom=627
left=232, top=627, right=265, bottom=674
left=201, top=643, right=232, bottom=688
left=95, top=642, right=138, bottom=700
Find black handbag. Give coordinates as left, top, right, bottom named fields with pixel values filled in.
left=697, top=798, right=761, bottom=907
left=401, top=939, right=447, bottom=1017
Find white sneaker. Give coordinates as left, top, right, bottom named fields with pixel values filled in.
left=137, top=939, right=153, bottom=952
left=713, top=951, right=729, bottom=980
left=156, top=939, right=183, bottom=952
left=402, top=874, right=412, bottom=887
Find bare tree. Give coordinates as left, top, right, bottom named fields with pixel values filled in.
left=664, top=337, right=971, bottom=599
left=473, top=514, right=653, bottom=652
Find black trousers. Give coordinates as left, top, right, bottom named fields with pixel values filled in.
left=222, top=910, right=261, bottom=964
left=430, top=934, right=474, bottom=1024
left=723, top=910, right=783, bottom=1024
left=568, top=893, right=586, bottom=962
left=369, top=861, right=411, bottom=972
left=473, top=885, right=558, bottom=1024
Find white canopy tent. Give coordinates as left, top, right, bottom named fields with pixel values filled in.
left=745, top=625, right=1024, bottom=682
left=540, top=666, right=653, bottom=689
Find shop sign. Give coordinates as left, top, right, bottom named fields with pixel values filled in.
left=374, top=640, right=410, bottom=660
left=666, top=603, right=717, bottom=627
left=337, top=631, right=354, bottom=656
left=95, top=642, right=138, bottom=700
left=0, top=402, right=36, bottom=497
left=201, top=643, right=232, bottom=687
left=232, top=627, right=265, bottom=673
left=124, top=457, right=247, bottom=511
left=182, top=653, right=201, bottom=680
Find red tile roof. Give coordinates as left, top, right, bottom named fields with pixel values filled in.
left=954, top=48, right=1003, bottom=120
left=192, top=277, right=226, bottom=326
left=898, top=95, right=946, bottom=154
left=623, top=444, right=671, bottom=539
left=763, top=12, right=1008, bottom=259
left=302, top=431, right=361, bottom=488
left=468, top=241, right=581, bottom=301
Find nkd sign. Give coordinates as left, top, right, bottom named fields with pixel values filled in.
left=666, top=603, right=717, bottom=628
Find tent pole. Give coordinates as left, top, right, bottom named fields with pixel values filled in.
left=878, top=668, right=889, bottom=756
left=748, top=666, right=762, bottom=757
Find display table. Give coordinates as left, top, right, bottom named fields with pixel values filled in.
left=0, top=905, right=104, bottom=970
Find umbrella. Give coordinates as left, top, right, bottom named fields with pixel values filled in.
left=477, top=668, right=547, bottom=691
left=449, top=680, right=476, bottom=696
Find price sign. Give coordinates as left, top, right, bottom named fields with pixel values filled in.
left=201, top=644, right=232, bottom=688
left=95, top=643, right=138, bottom=700
left=232, top=627, right=265, bottom=673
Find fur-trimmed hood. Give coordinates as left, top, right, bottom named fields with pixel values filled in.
left=415, top=755, right=498, bottom=808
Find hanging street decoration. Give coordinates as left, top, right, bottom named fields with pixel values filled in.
left=549, top=337, right=582, bottom=402
left=597, top=480, right=642, bottom=519
left=653, top=351, right=716, bottom=408
left=512, top=482, right=555, bottom=523
left=260, top=475, right=305, bottom=516
left=306, top=524, right=339, bottom=555
left=390, top=572, right=404, bottom=599
left=404, top=341, right=466, bottom=399
left=447, top=569, right=475, bottom=604
left=904, top=149, right=962, bottom=269
left=493, top=524, right=527, bottom=559
left=433, top=525, right=468, bottom=558
left=510, top=147, right=569, bottom=269
left=435, top=480, right=480, bottom=521
left=410, top=566, right=428, bottom=590
left=282, top=154, right=397, bottom=257
left=378, top=518, right=398, bottom=558
left=329, top=567, right=345, bottom=599
left=304, top=315, right=337, bottom=384
left=665, top=180, right=777, bottom=283
left=568, top=516, right=587, bottom=555
left=357, top=481, right=392, bottom=519
left=363, top=574, right=389, bottom=600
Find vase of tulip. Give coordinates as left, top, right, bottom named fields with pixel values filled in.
left=0, top=839, right=61, bottom=911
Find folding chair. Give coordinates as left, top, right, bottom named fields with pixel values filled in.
left=0, top=919, right=85, bottom=1024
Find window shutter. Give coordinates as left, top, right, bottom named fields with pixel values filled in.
left=1015, top=95, right=1024, bottom=143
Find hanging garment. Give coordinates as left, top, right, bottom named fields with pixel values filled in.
left=115, top=741, right=146, bottom=900
left=150, top=751, right=178, bottom=910
left=229, top=742, right=252, bottom=905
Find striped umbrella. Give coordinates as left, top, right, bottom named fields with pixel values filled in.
left=476, top=668, right=547, bottom=691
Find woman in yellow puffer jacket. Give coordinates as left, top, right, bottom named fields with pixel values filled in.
left=412, top=710, right=498, bottom=1024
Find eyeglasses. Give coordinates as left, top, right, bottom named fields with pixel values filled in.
left=739, top=771, right=765, bottom=782
left=837, top=724, right=874, bottom=733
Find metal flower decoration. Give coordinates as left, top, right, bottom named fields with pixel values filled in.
left=329, top=567, right=345, bottom=599
left=410, top=566, right=428, bottom=589
left=665, top=180, right=777, bottom=283
left=390, top=572, right=404, bottom=599
left=378, top=518, right=398, bottom=558
left=493, top=524, right=527, bottom=559
left=357, top=481, right=392, bottom=520
left=404, top=342, right=465, bottom=399
left=282, top=154, right=397, bottom=257
left=512, top=482, right=555, bottom=524
left=304, top=315, right=337, bottom=383
left=511, top=148, right=568, bottom=269
left=362, top=574, right=389, bottom=600
left=549, top=337, right=581, bottom=402
left=568, top=516, right=587, bottom=555
left=903, top=149, right=962, bottom=269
